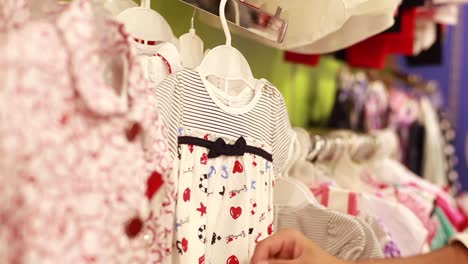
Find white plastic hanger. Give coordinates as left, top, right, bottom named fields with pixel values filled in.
left=198, top=0, right=256, bottom=93
left=307, top=135, right=325, bottom=162
left=117, top=0, right=174, bottom=44
left=179, top=9, right=204, bottom=69
left=274, top=131, right=320, bottom=207
left=274, top=177, right=319, bottom=207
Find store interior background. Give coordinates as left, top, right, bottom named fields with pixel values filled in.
left=152, top=0, right=468, bottom=190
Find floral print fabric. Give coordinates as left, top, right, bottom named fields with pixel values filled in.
left=0, top=1, right=171, bottom=262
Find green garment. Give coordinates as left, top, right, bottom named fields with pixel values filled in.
left=308, top=57, right=342, bottom=126
left=270, top=56, right=342, bottom=127
left=431, top=207, right=456, bottom=250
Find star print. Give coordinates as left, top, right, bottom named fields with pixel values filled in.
left=197, top=202, right=207, bottom=216
left=251, top=180, right=256, bottom=190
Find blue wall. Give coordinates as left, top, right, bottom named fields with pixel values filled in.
left=456, top=8, right=468, bottom=190
left=399, top=7, right=468, bottom=190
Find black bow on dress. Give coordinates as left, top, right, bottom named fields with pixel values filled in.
left=208, top=137, right=247, bottom=159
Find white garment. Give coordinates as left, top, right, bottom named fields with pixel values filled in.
left=290, top=129, right=426, bottom=256
left=413, top=18, right=436, bottom=56
left=316, top=185, right=428, bottom=257
left=369, top=158, right=454, bottom=204
left=170, top=129, right=275, bottom=264
left=275, top=202, right=384, bottom=260
left=198, top=0, right=401, bottom=52
left=433, top=5, right=459, bottom=25
left=154, top=69, right=294, bottom=264
left=319, top=150, right=377, bottom=194
left=134, top=42, right=183, bottom=88
left=289, top=128, right=337, bottom=186
left=362, top=195, right=428, bottom=256
left=369, top=129, right=452, bottom=202
left=420, top=97, right=448, bottom=187
left=291, top=0, right=401, bottom=54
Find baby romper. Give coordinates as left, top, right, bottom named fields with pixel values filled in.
left=154, top=68, right=293, bottom=264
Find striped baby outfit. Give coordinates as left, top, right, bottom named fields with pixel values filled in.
left=275, top=202, right=384, bottom=260
left=153, top=69, right=294, bottom=264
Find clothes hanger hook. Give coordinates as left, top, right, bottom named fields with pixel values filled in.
left=142, top=0, right=151, bottom=9
left=219, top=0, right=232, bottom=46
left=307, top=135, right=323, bottom=162
left=191, top=8, right=197, bottom=30
left=316, top=138, right=331, bottom=163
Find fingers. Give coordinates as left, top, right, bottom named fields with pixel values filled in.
left=258, top=259, right=302, bottom=264
left=275, top=238, right=299, bottom=260
left=251, top=234, right=288, bottom=263
left=250, top=229, right=304, bottom=264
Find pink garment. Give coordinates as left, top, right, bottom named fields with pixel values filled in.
left=436, top=196, right=465, bottom=231
left=311, top=185, right=428, bottom=257
left=0, top=1, right=172, bottom=263
left=370, top=158, right=453, bottom=205
left=367, top=158, right=465, bottom=231
left=0, top=0, right=65, bottom=32
left=311, top=185, right=359, bottom=216
left=392, top=188, right=438, bottom=244
left=0, top=0, right=30, bottom=31
left=406, top=181, right=465, bottom=231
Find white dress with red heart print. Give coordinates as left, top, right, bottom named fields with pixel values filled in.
left=173, top=128, right=275, bottom=264
left=154, top=69, right=293, bottom=264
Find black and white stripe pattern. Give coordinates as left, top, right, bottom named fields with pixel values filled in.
left=198, top=225, right=206, bottom=244
left=199, top=174, right=208, bottom=194
left=155, top=69, right=293, bottom=176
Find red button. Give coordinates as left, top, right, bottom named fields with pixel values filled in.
left=125, top=217, right=143, bottom=239
left=146, top=171, right=164, bottom=200
left=125, top=123, right=142, bottom=142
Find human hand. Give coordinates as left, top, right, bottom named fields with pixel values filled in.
left=250, top=228, right=346, bottom=264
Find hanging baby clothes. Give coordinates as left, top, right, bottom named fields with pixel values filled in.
left=420, top=97, right=448, bottom=187
left=275, top=202, right=384, bottom=260
left=154, top=69, right=293, bottom=264
left=311, top=181, right=436, bottom=257
left=0, top=0, right=28, bottom=31
left=0, top=0, right=172, bottom=262
left=132, top=40, right=183, bottom=89
left=0, top=0, right=66, bottom=32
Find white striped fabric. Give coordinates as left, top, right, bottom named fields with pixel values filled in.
left=154, top=69, right=293, bottom=176
left=355, top=217, right=386, bottom=259
left=275, top=203, right=384, bottom=260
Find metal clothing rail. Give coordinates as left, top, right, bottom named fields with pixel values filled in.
left=307, top=131, right=379, bottom=163
left=179, top=0, right=288, bottom=44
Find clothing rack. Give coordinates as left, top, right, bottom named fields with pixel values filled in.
left=179, top=0, right=289, bottom=43
left=365, top=68, right=439, bottom=94
left=308, top=131, right=378, bottom=163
